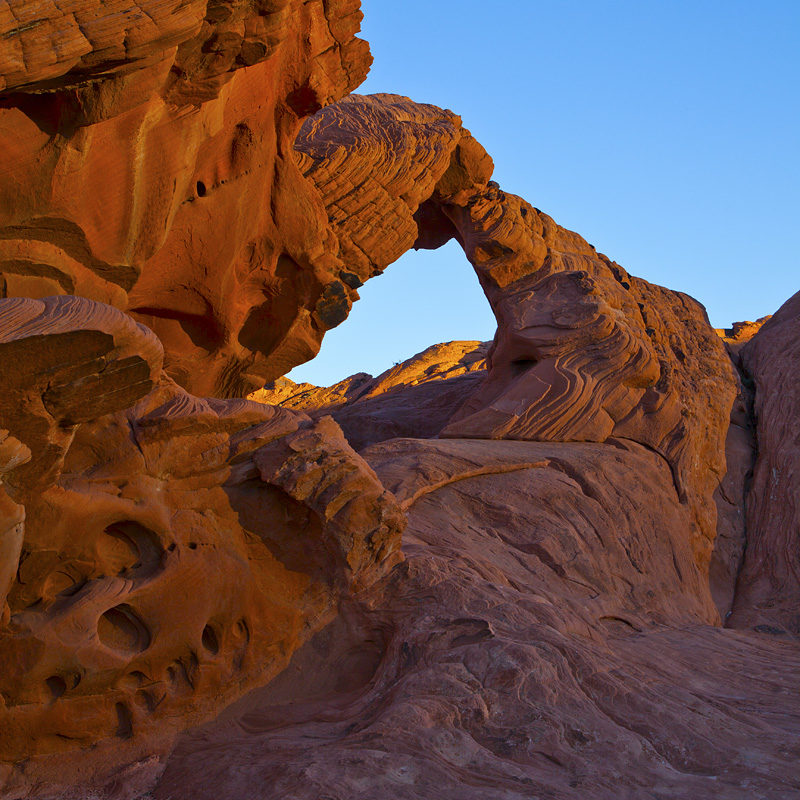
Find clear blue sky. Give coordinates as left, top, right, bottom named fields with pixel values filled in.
left=290, top=0, right=799, bottom=386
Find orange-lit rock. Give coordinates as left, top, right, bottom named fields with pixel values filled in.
left=0, top=0, right=371, bottom=397
left=0, top=296, right=402, bottom=797
left=0, top=4, right=799, bottom=798
left=250, top=340, right=489, bottom=449
left=715, top=316, right=771, bottom=356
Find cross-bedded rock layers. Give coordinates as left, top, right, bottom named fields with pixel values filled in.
left=0, top=2, right=798, bottom=799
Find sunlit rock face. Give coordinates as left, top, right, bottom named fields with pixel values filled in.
left=0, top=2, right=799, bottom=799
left=0, top=0, right=371, bottom=398
left=250, top=340, right=490, bottom=450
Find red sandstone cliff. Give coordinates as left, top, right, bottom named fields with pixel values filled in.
left=0, top=2, right=798, bottom=799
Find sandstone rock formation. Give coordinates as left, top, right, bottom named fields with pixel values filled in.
left=250, top=340, right=489, bottom=450
left=727, top=292, right=800, bottom=636
left=0, top=1, right=799, bottom=798
left=716, top=316, right=771, bottom=355
left=0, top=0, right=372, bottom=397
left=155, top=438, right=800, bottom=800
left=293, top=93, right=738, bottom=585
left=0, top=296, right=402, bottom=798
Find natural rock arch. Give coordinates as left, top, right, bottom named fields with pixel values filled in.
left=295, top=93, right=735, bottom=577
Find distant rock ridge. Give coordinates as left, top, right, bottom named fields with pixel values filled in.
left=249, top=340, right=489, bottom=449
left=715, top=316, right=772, bottom=355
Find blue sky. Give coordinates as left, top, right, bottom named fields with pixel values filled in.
left=290, top=0, right=799, bottom=386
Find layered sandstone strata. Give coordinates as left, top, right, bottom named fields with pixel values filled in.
left=293, top=93, right=738, bottom=582
left=0, top=2, right=798, bottom=798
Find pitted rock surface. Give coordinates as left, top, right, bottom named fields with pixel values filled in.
left=0, top=296, right=403, bottom=798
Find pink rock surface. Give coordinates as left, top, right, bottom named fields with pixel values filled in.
left=728, top=291, right=800, bottom=635
left=299, top=94, right=738, bottom=581
left=154, top=439, right=800, bottom=799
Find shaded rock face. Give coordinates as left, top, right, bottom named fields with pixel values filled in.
left=0, top=297, right=403, bottom=797
left=155, top=439, right=800, bottom=800
left=728, top=292, right=800, bottom=636
left=0, top=4, right=799, bottom=800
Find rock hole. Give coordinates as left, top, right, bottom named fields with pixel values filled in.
left=98, top=604, right=151, bottom=654
left=188, top=542, right=198, bottom=550
left=202, top=624, right=220, bottom=655
left=754, top=624, right=786, bottom=636
left=102, top=521, right=163, bottom=576
left=196, top=180, right=207, bottom=197
left=115, top=702, right=133, bottom=739
left=46, top=675, right=66, bottom=702
left=599, top=615, right=641, bottom=635
left=166, top=658, right=196, bottom=694
left=286, top=84, right=321, bottom=116
left=511, top=358, right=537, bottom=377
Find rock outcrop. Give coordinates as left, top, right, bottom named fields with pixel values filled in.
left=155, top=437, right=800, bottom=799
left=728, top=292, right=800, bottom=636
left=0, top=1, right=799, bottom=798
left=716, top=316, right=771, bottom=356
left=250, top=340, right=489, bottom=450
left=296, top=93, right=738, bottom=582
left=0, top=0, right=372, bottom=397
left=0, top=296, right=403, bottom=798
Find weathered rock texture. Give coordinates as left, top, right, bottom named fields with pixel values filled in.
left=154, top=438, right=800, bottom=799
left=0, top=296, right=403, bottom=798
left=728, top=292, right=800, bottom=636
left=716, top=316, right=771, bottom=356
left=0, top=4, right=799, bottom=799
left=0, top=0, right=372, bottom=397
left=292, top=94, right=739, bottom=583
